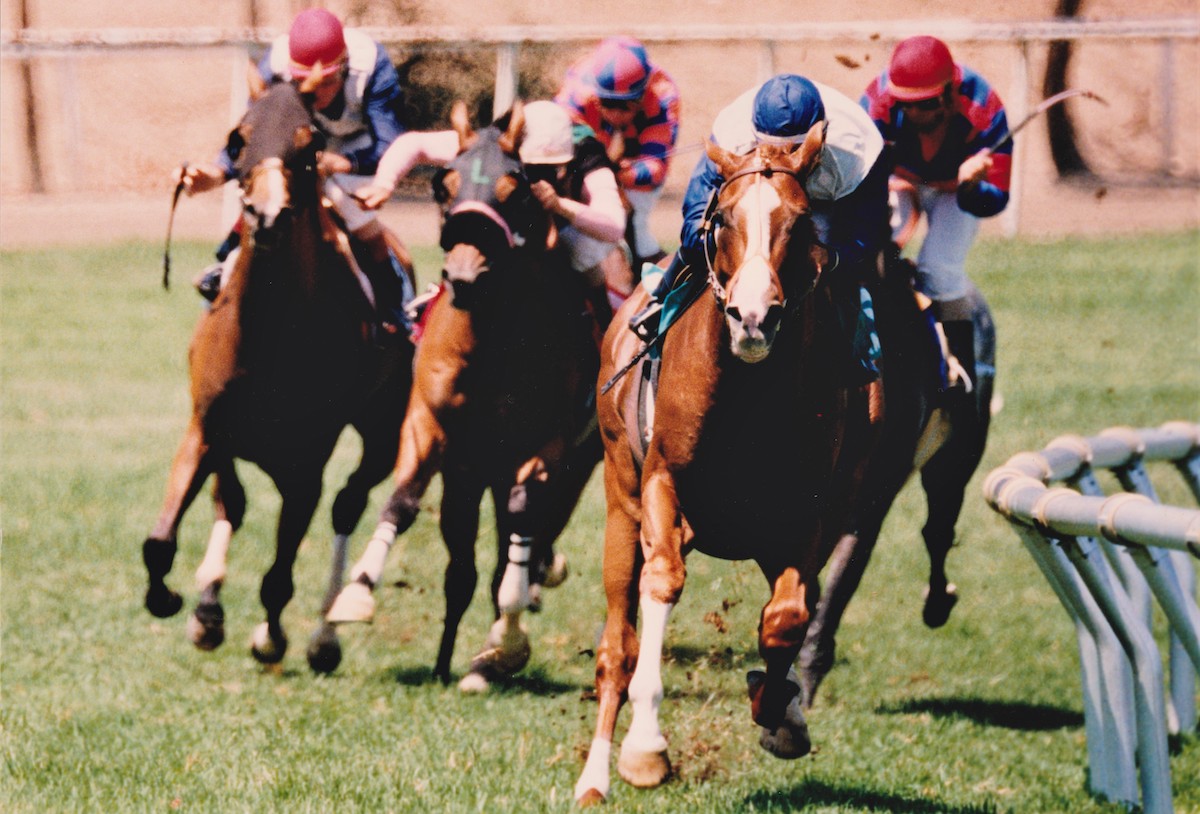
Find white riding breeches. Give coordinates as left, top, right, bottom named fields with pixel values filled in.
left=623, top=187, right=664, bottom=259
left=899, top=183, right=980, bottom=304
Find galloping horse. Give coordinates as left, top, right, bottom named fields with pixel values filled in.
left=575, top=129, right=881, bottom=804
left=142, top=77, right=414, bottom=673
left=797, top=254, right=996, bottom=705
left=326, top=103, right=602, bottom=691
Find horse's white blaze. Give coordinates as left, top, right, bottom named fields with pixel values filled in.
left=574, top=736, right=613, bottom=800
left=194, top=519, right=233, bottom=590
left=623, top=598, right=672, bottom=755
left=727, top=177, right=782, bottom=361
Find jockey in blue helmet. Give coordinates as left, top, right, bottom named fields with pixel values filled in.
left=629, top=73, right=891, bottom=363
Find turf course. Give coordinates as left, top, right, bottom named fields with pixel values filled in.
left=2, top=232, right=1197, bottom=813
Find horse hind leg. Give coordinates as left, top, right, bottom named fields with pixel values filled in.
left=307, top=416, right=402, bottom=674
left=187, top=464, right=247, bottom=651
left=433, top=468, right=484, bottom=686
left=918, top=453, right=975, bottom=629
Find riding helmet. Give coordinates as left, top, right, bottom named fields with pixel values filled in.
left=589, top=36, right=651, bottom=101
left=886, top=36, right=956, bottom=101
left=288, top=9, right=348, bottom=80
left=752, top=74, right=825, bottom=145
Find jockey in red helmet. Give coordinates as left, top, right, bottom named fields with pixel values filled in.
left=175, top=9, right=412, bottom=335
left=862, top=35, right=1012, bottom=394
left=556, top=37, right=681, bottom=273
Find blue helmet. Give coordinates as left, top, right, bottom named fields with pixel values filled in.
left=752, top=74, right=825, bottom=144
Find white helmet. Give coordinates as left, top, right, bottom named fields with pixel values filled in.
left=519, top=101, right=574, bottom=165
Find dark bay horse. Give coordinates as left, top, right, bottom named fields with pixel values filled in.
left=796, top=255, right=996, bottom=706
left=142, top=77, right=414, bottom=673
left=326, top=102, right=602, bottom=691
left=575, top=130, right=882, bottom=804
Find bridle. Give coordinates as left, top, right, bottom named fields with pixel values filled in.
left=698, top=162, right=818, bottom=316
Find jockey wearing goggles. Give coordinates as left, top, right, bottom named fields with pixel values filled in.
left=555, top=37, right=682, bottom=271
left=177, top=9, right=412, bottom=334
left=629, top=73, right=890, bottom=381
left=861, top=35, right=1012, bottom=393
left=354, top=100, right=627, bottom=328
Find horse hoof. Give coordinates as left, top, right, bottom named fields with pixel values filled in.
left=576, top=788, right=606, bottom=807
left=249, top=622, right=287, bottom=665
left=187, top=607, right=225, bottom=651
left=617, top=745, right=671, bottom=788
left=758, top=694, right=811, bottom=759
left=306, top=626, right=342, bottom=675
left=326, top=582, right=375, bottom=624
left=922, top=583, right=958, bottom=628
left=470, top=620, right=531, bottom=677
left=457, top=671, right=490, bottom=694
left=542, top=552, right=569, bottom=588
left=145, top=586, right=183, bottom=618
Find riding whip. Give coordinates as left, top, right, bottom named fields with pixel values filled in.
left=162, top=162, right=188, bottom=290
left=985, top=89, right=1108, bottom=155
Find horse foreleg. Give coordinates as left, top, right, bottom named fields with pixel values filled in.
left=188, top=462, right=246, bottom=651
left=327, top=402, right=446, bottom=624
left=144, top=418, right=213, bottom=619
left=575, top=440, right=644, bottom=805
left=751, top=564, right=811, bottom=759
left=435, top=467, right=483, bottom=685
left=614, top=467, right=683, bottom=790
left=251, top=472, right=323, bottom=666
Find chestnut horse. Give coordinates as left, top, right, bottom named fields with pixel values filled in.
left=575, top=130, right=882, bottom=803
left=142, top=78, right=414, bottom=673
left=326, top=103, right=602, bottom=691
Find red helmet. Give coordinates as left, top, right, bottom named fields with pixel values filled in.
left=288, top=9, right=348, bottom=80
left=887, top=36, right=955, bottom=101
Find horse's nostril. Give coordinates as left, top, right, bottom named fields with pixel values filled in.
left=726, top=306, right=742, bottom=323
left=765, top=304, right=785, bottom=328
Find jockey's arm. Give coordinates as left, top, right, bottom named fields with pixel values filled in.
left=354, top=130, right=460, bottom=210
left=554, top=167, right=626, bottom=243
left=342, top=44, right=407, bottom=176
left=174, top=161, right=228, bottom=196
left=821, top=155, right=891, bottom=276
left=677, top=149, right=724, bottom=268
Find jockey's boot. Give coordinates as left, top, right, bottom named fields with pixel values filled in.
left=356, top=230, right=417, bottom=344
left=627, top=251, right=685, bottom=341
left=193, top=264, right=223, bottom=302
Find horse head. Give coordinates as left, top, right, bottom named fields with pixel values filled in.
left=703, top=127, right=826, bottom=363
left=226, top=78, right=323, bottom=250
left=433, top=101, right=549, bottom=310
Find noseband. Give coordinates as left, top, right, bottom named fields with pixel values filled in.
left=699, top=163, right=816, bottom=315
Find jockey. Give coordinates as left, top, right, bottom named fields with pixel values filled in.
left=861, top=35, right=1012, bottom=393
left=628, top=73, right=891, bottom=382
left=355, top=100, right=628, bottom=328
left=176, top=9, right=412, bottom=333
left=555, top=36, right=681, bottom=273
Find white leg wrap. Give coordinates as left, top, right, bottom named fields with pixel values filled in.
left=624, top=598, right=671, bottom=752
left=348, top=522, right=397, bottom=585
left=194, top=519, right=233, bottom=590
left=497, top=534, right=532, bottom=615
left=574, top=736, right=613, bottom=801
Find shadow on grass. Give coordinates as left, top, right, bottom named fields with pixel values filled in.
left=384, top=663, right=578, bottom=696
left=878, top=696, right=1082, bottom=731
left=744, top=778, right=1002, bottom=813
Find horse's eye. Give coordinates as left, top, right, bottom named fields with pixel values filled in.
left=433, top=169, right=461, bottom=204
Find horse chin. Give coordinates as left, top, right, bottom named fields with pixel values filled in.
left=731, top=336, right=773, bottom=364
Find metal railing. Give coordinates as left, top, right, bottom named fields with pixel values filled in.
left=983, top=421, right=1200, bottom=814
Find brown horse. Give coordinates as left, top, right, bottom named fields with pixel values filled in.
left=142, top=77, right=414, bottom=673
left=326, top=103, right=602, bottom=691
left=574, top=130, right=883, bottom=803
left=797, top=267, right=995, bottom=706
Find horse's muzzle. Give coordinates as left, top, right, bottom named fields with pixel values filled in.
left=726, top=302, right=784, bottom=363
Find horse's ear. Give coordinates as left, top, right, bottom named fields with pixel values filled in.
left=705, top=138, right=740, bottom=179
left=793, top=121, right=827, bottom=177
left=498, top=100, right=524, bottom=156
left=298, top=65, right=323, bottom=96
left=294, top=125, right=313, bottom=152
left=450, top=100, right=475, bottom=153
left=246, top=61, right=267, bottom=102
